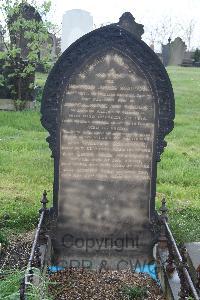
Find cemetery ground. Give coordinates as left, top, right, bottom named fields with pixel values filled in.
left=0, top=66, right=200, bottom=298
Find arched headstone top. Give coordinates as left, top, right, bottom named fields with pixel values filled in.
left=8, top=2, right=42, bottom=24
left=41, top=13, right=175, bottom=162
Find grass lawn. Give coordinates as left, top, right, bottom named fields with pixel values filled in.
left=0, top=67, right=199, bottom=244
left=157, top=67, right=200, bottom=242
left=0, top=111, right=53, bottom=238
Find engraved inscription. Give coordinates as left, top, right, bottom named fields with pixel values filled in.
left=60, top=52, right=155, bottom=182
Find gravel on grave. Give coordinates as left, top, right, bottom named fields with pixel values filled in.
left=0, top=231, right=34, bottom=271
left=49, top=268, right=166, bottom=300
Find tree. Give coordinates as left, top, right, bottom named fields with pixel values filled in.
left=193, top=48, right=200, bottom=62
left=0, top=0, right=53, bottom=110
left=181, top=20, right=196, bottom=51
left=144, top=17, right=181, bottom=51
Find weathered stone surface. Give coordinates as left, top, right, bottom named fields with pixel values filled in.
left=56, top=50, right=156, bottom=266
left=118, top=12, right=144, bottom=38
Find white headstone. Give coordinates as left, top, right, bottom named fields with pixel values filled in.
left=61, top=9, right=93, bottom=53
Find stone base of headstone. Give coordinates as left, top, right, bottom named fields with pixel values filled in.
left=0, top=99, right=35, bottom=111
left=181, top=58, right=194, bottom=67
left=50, top=225, right=155, bottom=270
left=53, top=254, right=155, bottom=271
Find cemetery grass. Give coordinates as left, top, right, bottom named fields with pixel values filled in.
left=0, top=67, right=200, bottom=245
left=157, top=66, right=200, bottom=242
left=0, top=270, right=53, bottom=300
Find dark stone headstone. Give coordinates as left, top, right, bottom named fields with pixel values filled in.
left=162, top=44, right=170, bottom=67
left=41, top=13, right=175, bottom=269
left=4, top=3, right=42, bottom=102
left=8, top=2, right=42, bottom=59
left=118, top=12, right=144, bottom=38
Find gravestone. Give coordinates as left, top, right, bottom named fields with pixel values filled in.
left=6, top=3, right=42, bottom=102
left=8, top=2, right=42, bottom=59
left=41, top=12, right=175, bottom=270
left=169, top=37, right=187, bottom=66
left=0, top=25, right=5, bottom=51
left=61, top=9, right=93, bottom=52
left=162, top=42, right=170, bottom=67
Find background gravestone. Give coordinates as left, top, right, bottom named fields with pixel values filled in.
left=0, top=25, right=5, bottom=51
left=61, top=9, right=93, bottom=53
left=8, top=2, right=42, bottom=59
left=162, top=40, right=171, bottom=67
left=6, top=2, right=42, bottom=103
left=168, top=37, right=187, bottom=66
left=41, top=13, right=175, bottom=269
